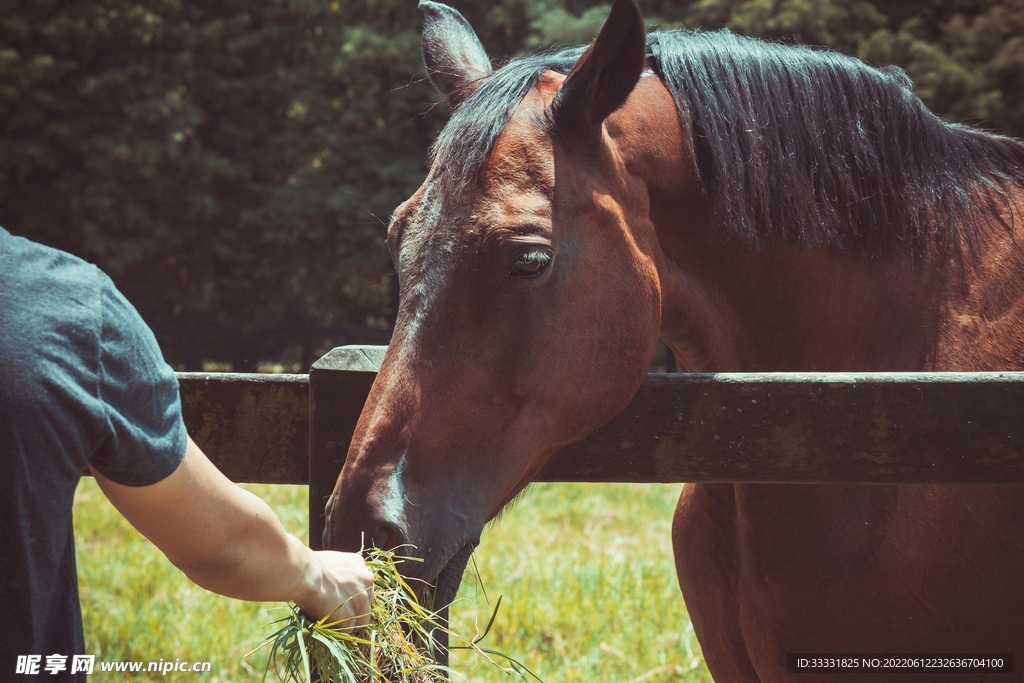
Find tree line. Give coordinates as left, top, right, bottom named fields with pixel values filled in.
left=2, top=0, right=1022, bottom=370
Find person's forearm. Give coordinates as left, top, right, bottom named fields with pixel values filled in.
left=169, top=489, right=324, bottom=606
left=174, top=498, right=372, bottom=623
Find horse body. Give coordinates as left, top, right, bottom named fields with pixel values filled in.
left=325, top=1, right=1024, bottom=679
left=666, top=236, right=1024, bottom=680
left=605, top=67, right=1024, bottom=682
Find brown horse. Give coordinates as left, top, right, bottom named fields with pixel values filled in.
left=325, top=0, right=1024, bottom=680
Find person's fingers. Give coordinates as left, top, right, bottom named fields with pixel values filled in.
left=297, top=551, right=374, bottom=629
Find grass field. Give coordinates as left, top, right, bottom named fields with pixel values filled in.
left=73, top=479, right=712, bottom=682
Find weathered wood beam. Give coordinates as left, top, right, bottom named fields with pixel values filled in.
left=543, top=372, right=1024, bottom=484
left=178, top=372, right=309, bottom=484
left=173, top=350, right=1024, bottom=492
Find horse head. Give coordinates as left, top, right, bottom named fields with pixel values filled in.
left=324, top=0, right=669, bottom=611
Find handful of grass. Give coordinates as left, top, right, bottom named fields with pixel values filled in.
left=255, top=548, right=536, bottom=683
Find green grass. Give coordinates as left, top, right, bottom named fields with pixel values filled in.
left=74, top=479, right=711, bottom=682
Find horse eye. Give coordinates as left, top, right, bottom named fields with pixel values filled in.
left=508, top=247, right=552, bottom=277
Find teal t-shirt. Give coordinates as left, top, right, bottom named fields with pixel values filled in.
left=0, top=227, right=187, bottom=678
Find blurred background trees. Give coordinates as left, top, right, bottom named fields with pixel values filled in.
left=3, top=0, right=1023, bottom=370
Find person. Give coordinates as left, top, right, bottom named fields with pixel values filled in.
left=0, top=226, right=374, bottom=679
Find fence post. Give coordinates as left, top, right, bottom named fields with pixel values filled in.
left=308, top=345, right=385, bottom=550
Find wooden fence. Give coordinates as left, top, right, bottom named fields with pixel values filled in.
left=177, top=345, right=1024, bottom=549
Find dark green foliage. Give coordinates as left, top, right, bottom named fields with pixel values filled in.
left=2, top=0, right=1023, bottom=369
left=860, top=1, right=1024, bottom=137
left=683, top=0, right=887, bottom=47
left=0, top=0, right=439, bottom=370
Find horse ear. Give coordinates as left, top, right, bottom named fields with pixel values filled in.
left=419, top=1, right=493, bottom=108
left=550, top=0, right=646, bottom=139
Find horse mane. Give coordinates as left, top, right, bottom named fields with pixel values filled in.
left=430, top=29, right=1024, bottom=258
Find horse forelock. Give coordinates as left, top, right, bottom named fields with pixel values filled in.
left=427, top=47, right=583, bottom=203
left=394, top=185, right=462, bottom=308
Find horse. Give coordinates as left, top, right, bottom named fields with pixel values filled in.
left=324, top=0, right=1024, bottom=680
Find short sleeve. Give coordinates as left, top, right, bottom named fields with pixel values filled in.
left=87, top=275, right=187, bottom=485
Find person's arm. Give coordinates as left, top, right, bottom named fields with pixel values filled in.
left=92, top=435, right=373, bottom=628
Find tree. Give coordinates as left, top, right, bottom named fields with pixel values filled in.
left=0, top=0, right=443, bottom=370
left=860, top=0, right=1024, bottom=137
left=683, top=0, right=886, bottom=47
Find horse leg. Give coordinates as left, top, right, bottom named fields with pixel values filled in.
left=673, top=483, right=762, bottom=683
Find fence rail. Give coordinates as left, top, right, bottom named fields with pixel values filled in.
left=179, top=372, right=309, bottom=484
left=175, top=345, right=1024, bottom=546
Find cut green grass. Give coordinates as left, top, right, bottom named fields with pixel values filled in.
left=256, top=548, right=450, bottom=683
left=74, top=479, right=712, bottom=682
left=256, top=548, right=538, bottom=683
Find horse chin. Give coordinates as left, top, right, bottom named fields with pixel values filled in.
left=420, top=542, right=476, bottom=670
left=431, top=542, right=475, bottom=608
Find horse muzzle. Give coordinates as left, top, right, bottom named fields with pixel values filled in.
left=323, top=492, right=480, bottom=598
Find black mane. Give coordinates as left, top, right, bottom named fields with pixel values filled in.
left=430, top=29, right=1024, bottom=257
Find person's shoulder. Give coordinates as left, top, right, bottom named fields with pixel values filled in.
left=0, top=227, right=104, bottom=294
left=0, top=227, right=108, bottom=353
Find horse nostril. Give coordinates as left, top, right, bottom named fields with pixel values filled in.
left=370, top=521, right=406, bottom=551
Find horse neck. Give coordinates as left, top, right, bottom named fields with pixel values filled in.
left=616, top=77, right=1002, bottom=372
left=653, top=224, right=946, bottom=372
left=646, top=185, right=1024, bottom=374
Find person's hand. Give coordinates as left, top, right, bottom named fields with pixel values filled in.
left=295, top=550, right=374, bottom=629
